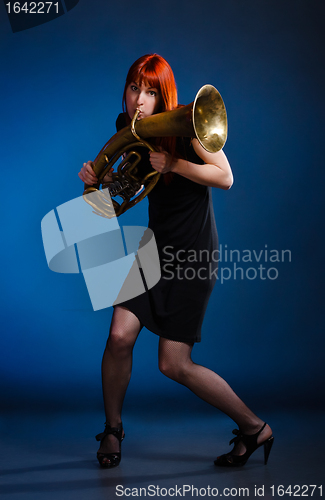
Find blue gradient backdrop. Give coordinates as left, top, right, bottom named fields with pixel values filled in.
left=1, top=0, right=324, bottom=410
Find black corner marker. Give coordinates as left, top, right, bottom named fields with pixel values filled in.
left=63, top=0, right=78, bottom=12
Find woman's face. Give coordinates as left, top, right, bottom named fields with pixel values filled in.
left=125, top=81, right=161, bottom=120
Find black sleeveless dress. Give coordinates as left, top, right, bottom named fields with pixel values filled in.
left=115, top=114, right=218, bottom=343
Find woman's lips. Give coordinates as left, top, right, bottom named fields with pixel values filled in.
left=136, top=111, right=143, bottom=119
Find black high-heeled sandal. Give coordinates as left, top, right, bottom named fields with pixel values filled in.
left=214, top=422, right=274, bottom=467
left=95, top=422, right=125, bottom=468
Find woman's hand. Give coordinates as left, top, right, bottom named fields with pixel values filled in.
left=78, top=161, right=98, bottom=185
left=78, top=161, right=114, bottom=185
left=149, top=150, right=175, bottom=174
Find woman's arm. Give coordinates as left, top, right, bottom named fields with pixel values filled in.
left=149, top=138, right=233, bottom=190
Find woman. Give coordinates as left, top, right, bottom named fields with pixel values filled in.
left=78, top=54, right=273, bottom=468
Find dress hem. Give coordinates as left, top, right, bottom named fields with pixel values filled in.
left=113, top=304, right=201, bottom=344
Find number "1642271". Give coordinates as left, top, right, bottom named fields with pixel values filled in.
left=6, top=2, right=59, bottom=14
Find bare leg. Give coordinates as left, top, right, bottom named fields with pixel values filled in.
left=158, top=338, right=272, bottom=455
left=98, top=306, right=141, bottom=461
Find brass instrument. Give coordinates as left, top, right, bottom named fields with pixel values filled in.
left=83, top=84, right=227, bottom=217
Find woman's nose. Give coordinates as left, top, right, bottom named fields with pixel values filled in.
left=137, top=92, right=144, bottom=105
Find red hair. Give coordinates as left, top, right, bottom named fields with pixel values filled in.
left=122, top=54, right=178, bottom=184
left=122, top=53, right=178, bottom=115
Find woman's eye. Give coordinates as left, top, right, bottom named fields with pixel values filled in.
left=149, top=90, right=157, bottom=96
left=130, top=85, right=138, bottom=91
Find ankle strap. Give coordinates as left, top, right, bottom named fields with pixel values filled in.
left=229, top=422, right=267, bottom=446
left=95, top=422, right=123, bottom=442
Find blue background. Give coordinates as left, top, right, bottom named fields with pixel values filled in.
left=0, top=0, right=324, bottom=412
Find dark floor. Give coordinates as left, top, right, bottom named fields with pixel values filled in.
left=0, top=409, right=324, bottom=499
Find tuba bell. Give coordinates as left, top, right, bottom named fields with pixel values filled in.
left=83, top=84, right=227, bottom=218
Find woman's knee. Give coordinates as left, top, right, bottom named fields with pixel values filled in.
left=158, top=339, right=193, bottom=381
left=106, top=310, right=140, bottom=356
left=106, top=327, right=135, bottom=356
left=158, top=354, right=189, bottom=382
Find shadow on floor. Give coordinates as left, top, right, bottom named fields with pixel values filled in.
left=0, top=408, right=324, bottom=499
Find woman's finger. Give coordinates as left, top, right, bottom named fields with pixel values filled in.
left=149, top=151, right=171, bottom=173
left=79, top=161, right=98, bottom=184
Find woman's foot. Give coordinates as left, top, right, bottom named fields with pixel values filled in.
left=214, top=422, right=274, bottom=467
left=96, top=422, right=125, bottom=468
left=230, top=423, right=272, bottom=456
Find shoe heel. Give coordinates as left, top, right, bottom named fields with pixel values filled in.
left=263, top=436, right=274, bottom=465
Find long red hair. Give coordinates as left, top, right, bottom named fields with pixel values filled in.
left=122, top=53, right=178, bottom=116
left=122, top=54, right=178, bottom=183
